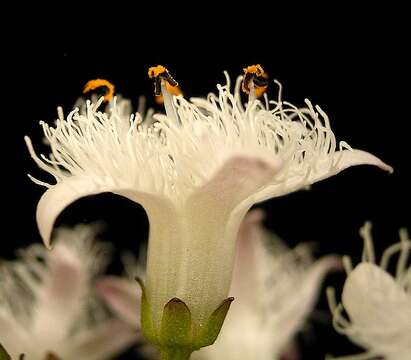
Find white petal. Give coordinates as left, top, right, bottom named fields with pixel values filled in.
left=193, top=310, right=275, bottom=360
left=31, top=241, right=89, bottom=339
left=96, top=276, right=141, bottom=328
left=69, top=319, right=138, bottom=360
left=343, top=263, right=411, bottom=326
left=342, top=263, right=411, bottom=353
left=37, top=176, right=172, bottom=249
left=270, top=255, right=341, bottom=353
left=37, top=177, right=106, bottom=248
left=229, top=209, right=266, bottom=307
left=188, top=153, right=282, bottom=210
left=332, top=149, right=393, bottom=174
left=254, top=149, right=393, bottom=204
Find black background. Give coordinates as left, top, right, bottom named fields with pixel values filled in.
left=3, top=4, right=410, bottom=359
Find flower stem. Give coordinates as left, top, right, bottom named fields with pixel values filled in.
left=160, top=347, right=193, bottom=360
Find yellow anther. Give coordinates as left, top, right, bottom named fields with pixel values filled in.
left=83, top=79, right=115, bottom=102
left=241, top=64, right=268, bottom=97
left=243, top=64, right=265, bottom=77
left=148, top=65, right=179, bottom=97
left=148, top=65, right=168, bottom=79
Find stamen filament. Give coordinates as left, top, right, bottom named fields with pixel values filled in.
left=360, top=222, right=375, bottom=263
left=161, top=81, right=180, bottom=125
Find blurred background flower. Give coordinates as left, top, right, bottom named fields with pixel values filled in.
left=0, top=225, right=137, bottom=360
left=327, top=222, right=411, bottom=359
left=193, top=209, right=341, bottom=360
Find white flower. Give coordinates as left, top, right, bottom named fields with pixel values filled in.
left=0, top=225, right=137, bottom=360
left=25, top=72, right=391, bottom=348
left=327, top=222, right=411, bottom=360
left=192, top=209, right=341, bottom=360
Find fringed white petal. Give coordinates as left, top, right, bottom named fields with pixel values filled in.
left=96, top=276, right=141, bottom=327
left=37, top=176, right=175, bottom=249
left=328, top=225, right=411, bottom=359
left=229, top=209, right=266, bottom=308
left=341, top=263, right=411, bottom=355
left=253, top=149, right=393, bottom=204
left=343, top=263, right=410, bottom=327
left=270, top=255, right=341, bottom=353
left=36, top=177, right=107, bottom=248
left=31, top=244, right=88, bottom=340
left=30, top=224, right=110, bottom=343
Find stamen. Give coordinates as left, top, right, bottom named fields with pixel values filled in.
left=148, top=65, right=180, bottom=124
left=57, top=106, right=64, bottom=121
left=155, top=82, right=182, bottom=105
left=241, top=64, right=269, bottom=98
left=83, top=79, right=115, bottom=102
left=342, top=255, right=353, bottom=274
left=27, top=72, right=375, bottom=205
left=360, top=222, right=375, bottom=263
left=326, top=287, right=338, bottom=312
left=397, top=229, right=410, bottom=279
left=380, top=242, right=404, bottom=271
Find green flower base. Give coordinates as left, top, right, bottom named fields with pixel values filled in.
left=160, top=347, right=193, bottom=360
left=136, top=278, right=234, bottom=359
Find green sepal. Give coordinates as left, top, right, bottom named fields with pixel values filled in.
left=135, top=277, right=157, bottom=344
left=159, top=298, right=192, bottom=347
left=0, top=344, right=11, bottom=360
left=194, top=296, right=234, bottom=348
left=159, top=347, right=193, bottom=360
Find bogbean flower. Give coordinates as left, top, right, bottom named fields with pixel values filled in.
left=327, top=222, right=411, bottom=359
left=0, top=225, right=137, bottom=360
left=25, top=67, right=392, bottom=357
left=192, top=209, right=341, bottom=360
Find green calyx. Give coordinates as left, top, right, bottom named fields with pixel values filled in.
left=136, top=278, right=234, bottom=358
left=160, top=298, right=192, bottom=347
left=135, top=277, right=156, bottom=344
left=0, top=344, right=11, bottom=360
left=159, top=347, right=193, bottom=360
left=193, top=296, right=234, bottom=349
